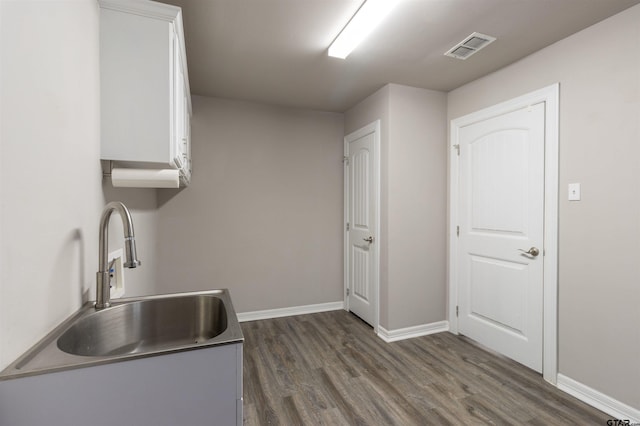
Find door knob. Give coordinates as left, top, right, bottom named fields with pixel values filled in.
left=518, top=247, right=540, bottom=257
left=363, top=236, right=374, bottom=243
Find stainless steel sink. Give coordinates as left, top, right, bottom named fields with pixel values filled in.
left=57, top=295, right=228, bottom=357
left=0, top=289, right=243, bottom=380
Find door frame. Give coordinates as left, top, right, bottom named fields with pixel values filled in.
left=448, top=84, right=559, bottom=384
left=344, top=120, right=381, bottom=334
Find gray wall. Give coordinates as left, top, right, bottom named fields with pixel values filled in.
left=447, top=3, right=640, bottom=409
left=0, top=0, right=161, bottom=372
left=345, top=84, right=447, bottom=330
left=387, top=85, right=447, bottom=329
left=156, top=96, right=345, bottom=313
left=0, top=0, right=103, bottom=370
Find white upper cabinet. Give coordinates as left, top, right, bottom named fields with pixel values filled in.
left=99, top=0, right=192, bottom=186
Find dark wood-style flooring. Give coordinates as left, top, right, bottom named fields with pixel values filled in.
left=242, top=310, right=608, bottom=425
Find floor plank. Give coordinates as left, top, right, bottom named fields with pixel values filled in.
left=242, top=311, right=609, bottom=425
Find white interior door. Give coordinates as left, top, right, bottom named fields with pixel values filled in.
left=345, top=122, right=379, bottom=328
left=458, top=103, right=545, bottom=372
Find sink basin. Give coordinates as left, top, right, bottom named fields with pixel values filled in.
left=57, top=295, right=228, bottom=357
left=0, top=289, right=243, bottom=380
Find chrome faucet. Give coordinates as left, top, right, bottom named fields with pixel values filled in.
left=95, top=202, right=141, bottom=310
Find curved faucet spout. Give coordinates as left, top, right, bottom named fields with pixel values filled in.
left=96, top=202, right=141, bottom=310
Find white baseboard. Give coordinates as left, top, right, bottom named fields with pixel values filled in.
left=557, top=374, right=640, bottom=422
left=237, top=301, right=345, bottom=322
left=377, top=321, right=449, bottom=343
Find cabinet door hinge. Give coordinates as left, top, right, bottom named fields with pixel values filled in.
left=346, top=288, right=350, bottom=296
left=343, top=155, right=350, bottom=165
left=456, top=306, right=459, bottom=317
left=456, top=226, right=460, bottom=237
left=453, top=144, right=460, bottom=156
left=346, top=222, right=350, bottom=231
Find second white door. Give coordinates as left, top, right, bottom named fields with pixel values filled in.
left=457, top=103, right=545, bottom=372
left=345, top=122, right=379, bottom=328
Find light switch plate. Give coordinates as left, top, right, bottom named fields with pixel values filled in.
left=568, top=183, right=581, bottom=201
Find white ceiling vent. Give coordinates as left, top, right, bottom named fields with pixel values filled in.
left=445, top=32, right=496, bottom=60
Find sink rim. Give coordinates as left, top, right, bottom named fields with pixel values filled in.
left=0, top=289, right=244, bottom=381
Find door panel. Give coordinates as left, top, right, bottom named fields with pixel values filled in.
left=352, top=246, right=370, bottom=301
left=346, top=127, right=377, bottom=326
left=458, top=103, right=545, bottom=372
left=470, top=129, right=528, bottom=233
left=469, top=255, right=527, bottom=333
left=352, top=149, right=370, bottom=229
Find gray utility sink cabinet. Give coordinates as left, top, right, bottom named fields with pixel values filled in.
left=0, top=343, right=243, bottom=426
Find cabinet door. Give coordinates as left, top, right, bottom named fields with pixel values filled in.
left=100, top=9, right=172, bottom=163
left=0, top=345, right=241, bottom=426
left=172, top=33, right=191, bottom=183
left=172, top=32, right=186, bottom=171
left=182, top=92, right=192, bottom=182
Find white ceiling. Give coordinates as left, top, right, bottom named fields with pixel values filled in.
left=162, top=0, right=640, bottom=112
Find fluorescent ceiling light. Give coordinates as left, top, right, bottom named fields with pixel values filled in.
left=328, top=0, right=398, bottom=59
